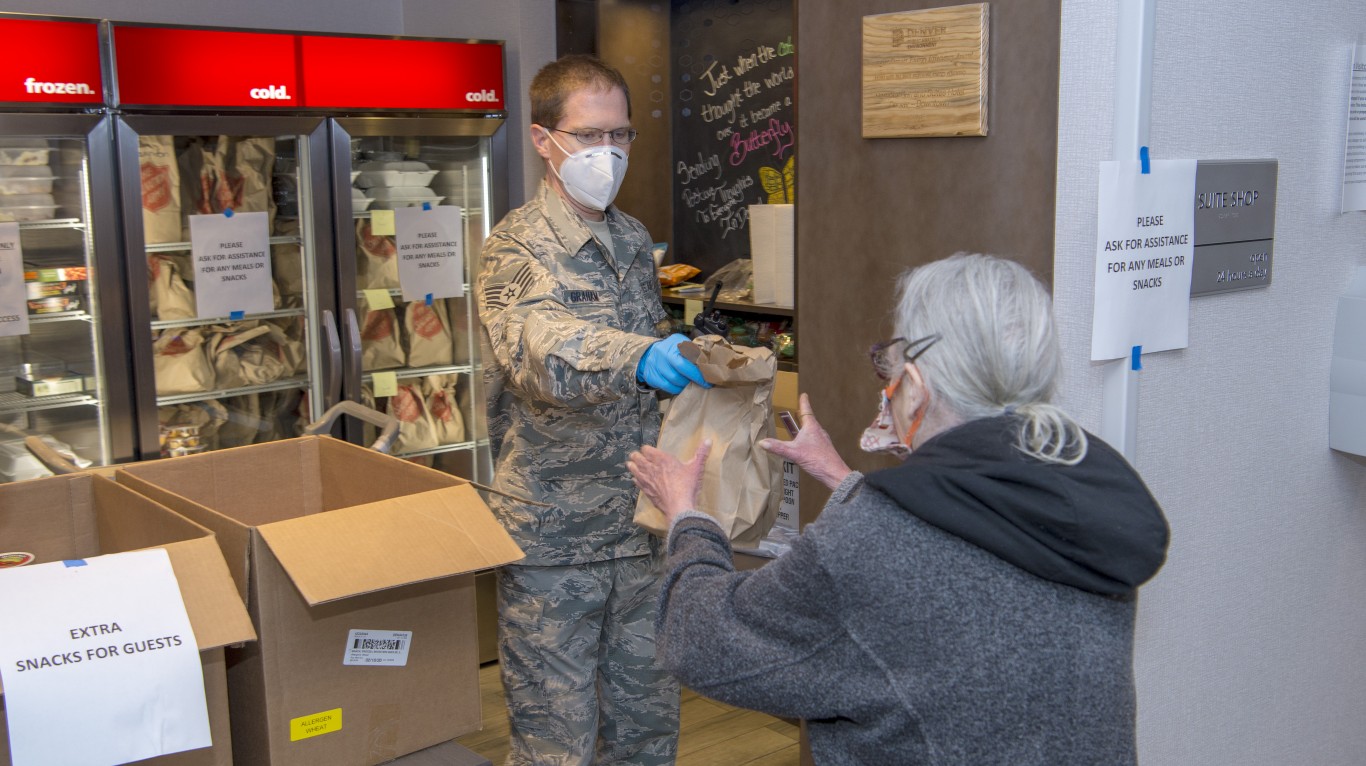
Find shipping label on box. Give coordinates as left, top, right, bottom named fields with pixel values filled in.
left=342, top=629, right=413, bottom=667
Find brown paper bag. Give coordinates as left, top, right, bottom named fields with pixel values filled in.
left=357, top=218, right=399, bottom=289
left=360, top=297, right=406, bottom=370
left=424, top=374, right=466, bottom=444
left=388, top=383, right=439, bottom=452
left=404, top=299, right=454, bottom=368
left=153, top=329, right=216, bottom=395
left=634, top=335, right=780, bottom=547
left=148, top=254, right=196, bottom=320
left=139, top=135, right=181, bottom=245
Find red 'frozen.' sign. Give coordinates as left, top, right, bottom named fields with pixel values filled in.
left=0, top=18, right=104, bottom=105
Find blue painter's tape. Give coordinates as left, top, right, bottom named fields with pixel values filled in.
left=63, top=559, right=87, bottom=568
left=230, top=310, right=245, bottom=320
left=425, top=293, right=433, bottom=306
left=1131, top=345, right=1143, bottom=371
left=224, top=207, right=235, bottom=218
left=1139, top=146, right=1150, bottom=174
left=422, top=201, right=432, bottom=211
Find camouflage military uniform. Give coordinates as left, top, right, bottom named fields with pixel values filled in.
left=477, top=180, right=678, bottom=765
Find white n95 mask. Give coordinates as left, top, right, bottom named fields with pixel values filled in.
left=548, top=133, right=628, bottom=212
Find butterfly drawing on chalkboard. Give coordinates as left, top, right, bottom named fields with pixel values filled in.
left=758, top=155, right=795, bottom=204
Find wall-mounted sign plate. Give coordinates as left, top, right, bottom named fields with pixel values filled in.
left=1191, top=160, right=1278, bottom=296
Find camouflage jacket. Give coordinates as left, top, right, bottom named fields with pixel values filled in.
left=477, top=181, right=669, bottom=565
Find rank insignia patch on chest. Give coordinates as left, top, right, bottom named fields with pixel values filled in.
left=483, top=264, right=536, bottom=309
left=564, top=290, right=603, bottom=304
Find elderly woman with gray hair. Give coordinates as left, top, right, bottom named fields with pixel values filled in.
left=627, top=253, right=1169, bottom=765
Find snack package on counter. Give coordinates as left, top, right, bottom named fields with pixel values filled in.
left=357, top=218, right=399, bottom=289
left=388, top=383, right=439, bottom=452
left=773, top=331, right=796, bottom=360
left=424, top=374, right=465, bottom=444
left=359, top=297, right=406, bottom=370
left=152, top=328, right=215, bottom=395
left=148, top=253, right=196, bottom=320
left=634, top=334, right=780, bottom=547
left=657, top=262, right=701, bottom=287
left=138, top=135, right=182, bottom=244
left=404, top=299, right=454, bottom=368
left=703, top=259, right=753, bottom=302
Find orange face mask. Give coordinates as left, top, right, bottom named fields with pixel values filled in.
left=860, top=374, right=921, bottom=457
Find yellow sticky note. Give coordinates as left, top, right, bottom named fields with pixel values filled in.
left=684, top=299, right=703, bottom=327
left=362, top=289, right=395, bottom=310
left=291, top=708, right=342, bottom=741
left=372, top=371, right=398, bottom=398
left=370, top=209, right=396, bottom=235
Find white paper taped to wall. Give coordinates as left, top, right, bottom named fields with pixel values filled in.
left=749, top=204, right=794, bottom=307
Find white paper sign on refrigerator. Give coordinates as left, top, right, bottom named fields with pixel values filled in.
left=1091, top=159, right=1198, bottom=361
left=0, top=548, right=210, bottom=766
left=0, top=222, right=30, bottom=338
left=189, top=211, right=273, bottom=319
left=1343, top=37, right=1366, bottom=213
left=395, top=205, right=464, bottom=303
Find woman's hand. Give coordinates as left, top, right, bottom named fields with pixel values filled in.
left=760, top=393, right=852, bottom=490
left=628, top=440, right=712, bottom=524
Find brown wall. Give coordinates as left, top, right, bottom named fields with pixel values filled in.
left=598, top=0, right=672, bottom=244
left=796, top=0, right=1061, bottom=522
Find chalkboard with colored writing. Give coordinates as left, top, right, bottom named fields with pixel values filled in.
left=671, top=0, right=795, bottom=279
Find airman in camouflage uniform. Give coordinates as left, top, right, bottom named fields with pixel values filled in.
left=477, top=54, right=701, bottom=766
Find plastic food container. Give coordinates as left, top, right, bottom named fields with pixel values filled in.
left=0, top=166, right=55, bottom=195
left=0, top=139, right=53, bottom=166
left=352, top=186, right=374, bottom=213
left=0, top=192, right=56, bottom=222
left=366, top=187, right=445, bottom=210
left=354, top=161, right=438, bottom=189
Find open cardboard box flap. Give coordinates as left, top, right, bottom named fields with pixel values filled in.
left=256, top=483, right=525, bottom=605
left=0, top=475, right=255, bottom=698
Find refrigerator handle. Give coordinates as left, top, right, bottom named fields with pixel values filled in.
left=322, top=309, right=343, bottom=410
left=344, top=307, right=364, bottom=396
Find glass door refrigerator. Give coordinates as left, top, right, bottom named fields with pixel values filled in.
left=108, top=23, right=338, bottom=462
left=308, top=33, right=507, bottom=482
left=0, top=14, right=133, bottom=483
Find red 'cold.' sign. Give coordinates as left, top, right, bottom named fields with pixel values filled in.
left=0, top=18, right=104, bottom=105
left=113, top=25, right=301, bottom=108
left=112, top=24, right=503, bottom=111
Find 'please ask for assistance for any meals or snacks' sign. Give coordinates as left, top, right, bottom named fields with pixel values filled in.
left=1091, top=159, right=1197, bottom=361
left=0, top=549, right=210, bottom=766
left=395, top=205, right=464, bottom=304
left=190, top=211, right=273, bottom=319
left=0, top=222, right=29, bottom=337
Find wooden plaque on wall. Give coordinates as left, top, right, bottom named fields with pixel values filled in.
left=862, top=3, right=989, bottom=138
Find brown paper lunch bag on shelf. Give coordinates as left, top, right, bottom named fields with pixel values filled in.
left=634, top=334, right=781, bottom=548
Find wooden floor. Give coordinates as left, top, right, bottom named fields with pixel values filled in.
left=455, top=662, right=801, bottom=765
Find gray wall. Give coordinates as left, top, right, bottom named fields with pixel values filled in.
left=0, top=0, right=555, bottom=207
left=1054, top=2, right=1366, bottom=763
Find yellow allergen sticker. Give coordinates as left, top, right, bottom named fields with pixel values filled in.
left=363, top=288, right=395, bottom=311
left=370, top=209, right=396, bottom=236
left=290, top=708, right=342, bottom=741
left=372, top=371, right=398, bottom=398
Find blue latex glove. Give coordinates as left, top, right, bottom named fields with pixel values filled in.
left=637, top=334, right=712, bottom=395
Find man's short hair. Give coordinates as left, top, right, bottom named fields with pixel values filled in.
left=530, top=54, right=632, bottom=129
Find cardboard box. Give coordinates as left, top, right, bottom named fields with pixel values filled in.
left=0, top=473, right=256, bottom=766
left=116, top=437, right=525, bottom=766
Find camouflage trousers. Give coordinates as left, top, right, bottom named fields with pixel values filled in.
left=496, top=550, right=680, bottom=766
